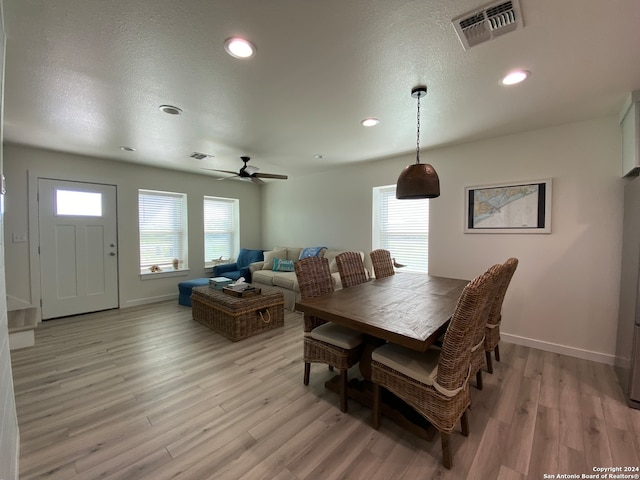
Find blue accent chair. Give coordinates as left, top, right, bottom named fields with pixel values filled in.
left=213, top=248, right=264, bottom=283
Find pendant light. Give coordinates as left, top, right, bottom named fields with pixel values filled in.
left=396, top=85, right=440, bottom=199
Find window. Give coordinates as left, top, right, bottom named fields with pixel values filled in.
left=138, top=189, right=188, bottom=273
left=204, top=196, right=239, bottom=266
left=372, top=185, right=430, bottom=273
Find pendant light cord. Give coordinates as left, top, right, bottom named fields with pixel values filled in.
left=415, top=93, right=421, bottom=164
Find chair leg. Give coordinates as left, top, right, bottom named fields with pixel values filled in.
left=372, top=383, right=381, bottom=430
left=486, top=350, right=494, bottom=374
left=494, top=344, right=501, bottom=362
left=339, top=369, right=348, bottom=413
left=461, top=410, right=469, bottom=436
left=476, top=370, right=483, bottom=390
left=441, top=432, right=452, bottom=469
left=303, top=362, right=310, bottom=385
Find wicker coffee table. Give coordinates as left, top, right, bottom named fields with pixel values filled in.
left=191, top=285, right=285, bottom=341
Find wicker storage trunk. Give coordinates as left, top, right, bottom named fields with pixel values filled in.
left=191, top=286, right=285, bottom=341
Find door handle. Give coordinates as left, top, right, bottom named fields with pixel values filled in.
left=109, top=252, right=116, bottom=256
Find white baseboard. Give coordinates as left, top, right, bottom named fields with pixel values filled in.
left=122, top=294, right=178, bottom=308
left=502, top=333, right=615, bottom=365
left=14, top=430, right=20, bottom=480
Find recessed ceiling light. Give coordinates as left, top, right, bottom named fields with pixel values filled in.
left=120, top=146, right=136, bottom=152
left=224, top=37, right=256, bottom=59
left=501, top=70, right=529, bottom=86
left=361, top=118, right=380, bottom=127
left=159, top=104, right=183, bottom=115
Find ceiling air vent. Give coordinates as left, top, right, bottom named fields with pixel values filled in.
left=452, top=0, right=523, bottom=50
left=190, top=152, right=214, bottom=160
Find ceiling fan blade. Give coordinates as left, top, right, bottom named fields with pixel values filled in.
left=251, top=177, right=265, bottom=185
left=202, top=168, right=239, bottom=175
left=253, top=172, right=288, bottom=180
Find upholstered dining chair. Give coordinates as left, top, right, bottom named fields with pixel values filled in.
left=294, top=256, right=364, bottom=412
left=335, top=251, right=369, bottom=288
left=369, top=249, right=395, bottom=279
left=469, top=263, right=504, bottom=390
left=484, top=257, right=519, bottom=374
left=370, top=269, right=494, bottom=469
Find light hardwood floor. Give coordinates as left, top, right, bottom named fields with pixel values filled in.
left=10, top=301, right=640, bottom=480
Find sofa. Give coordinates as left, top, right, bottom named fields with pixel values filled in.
left=250, top=246, right=371, bottom=311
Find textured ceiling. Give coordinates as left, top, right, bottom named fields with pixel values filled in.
left=3, top=0, right=640, bottom=179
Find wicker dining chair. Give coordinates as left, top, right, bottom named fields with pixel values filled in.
left=469, top=263, right=504, bottom=390
left=335, top=251, right=369, bottom=288
left=370, top=249, right=395, bottom=279
left=294, top=256, right=364, bottom=412
left=484, top=257, right=519, bottom=374
left=371, top=269, right=494, bottom=469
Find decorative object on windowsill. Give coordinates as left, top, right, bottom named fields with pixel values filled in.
left=392, top=258, right=406, bottom=268
left=149, top=265, right=162, bottom=273
left=211, top=256, right=231, bottom=266
left=396, top=85, right=440, bottom=199
left=172, top=258, right=180, bottom=270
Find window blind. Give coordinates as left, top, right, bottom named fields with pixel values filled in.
left=372, top=185, right=430, bottom=273
left=204, top=196, right=238, bottom=262
left=138, top=190, right=187, bottom=270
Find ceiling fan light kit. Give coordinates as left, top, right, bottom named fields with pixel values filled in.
left=396, top=85, right=440, bottom=199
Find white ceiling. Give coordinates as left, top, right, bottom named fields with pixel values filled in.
left=3, top=0, right=640, bottom=180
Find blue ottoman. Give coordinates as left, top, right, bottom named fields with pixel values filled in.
left=178, top=278, right=210, bottom=307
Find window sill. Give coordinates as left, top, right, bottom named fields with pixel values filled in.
left=139, top=269, right=190, bottom=280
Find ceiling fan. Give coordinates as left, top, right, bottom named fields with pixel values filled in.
left=204, top=156, right=288, bottom=185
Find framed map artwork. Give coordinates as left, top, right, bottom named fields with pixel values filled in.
left=465, top=179, right=552, bottom=234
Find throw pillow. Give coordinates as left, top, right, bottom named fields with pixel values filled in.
left=299, top=246, right=326, bottom=259
left=262, top=248, right=287, bottom=270
left=273, top=258, right=295, bottom=272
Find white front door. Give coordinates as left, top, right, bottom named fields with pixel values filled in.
left=38, top=179, right=119, bottom=319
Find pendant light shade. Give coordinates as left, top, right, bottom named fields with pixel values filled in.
left=396, top=85, right=440, bottom=199
left=396, top=163, right=440, bottom=199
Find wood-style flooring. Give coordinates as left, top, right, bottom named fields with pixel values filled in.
left=10, top=301, right=640, bottom=479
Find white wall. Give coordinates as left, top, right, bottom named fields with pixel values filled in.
left=3, top=144, right=263, bottom=309
left=0, top=1, right=19, bottom=477
left=263, top=116, right=624, bottom=363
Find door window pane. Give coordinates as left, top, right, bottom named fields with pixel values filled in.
left=56, top=190, right=102, bottom=216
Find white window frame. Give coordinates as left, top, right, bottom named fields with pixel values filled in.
left=372, top=184, right=430, bottom=273
left=203, top=195, right=239, bottom=268
left=138, top=189, right=188, bottom=275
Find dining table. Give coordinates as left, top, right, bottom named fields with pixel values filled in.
left=295, top=271, right=469, bottom=438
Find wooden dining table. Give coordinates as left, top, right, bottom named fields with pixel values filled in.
left=295, top=271, right=469, bottom=438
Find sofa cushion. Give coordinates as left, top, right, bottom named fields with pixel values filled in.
left=273, top=258, right=295, bottom=272
left=273, top=272, right=299, bottom=291
left=275, top=246, right=303, bottom=262
left=252, top=269, right=276, bottom=285
left=323, top=249, right=341, bottom=273
left=263, top=248, right=287, bottom=270
left=299, top=246, right=327, bottom=259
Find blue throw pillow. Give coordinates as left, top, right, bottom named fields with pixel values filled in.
left=299, top=246, right=326, bottom=259
left=273, top=258, right=295, bottom=272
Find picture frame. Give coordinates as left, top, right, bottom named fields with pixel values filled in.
left=464, top=179, right=552, bottom=234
